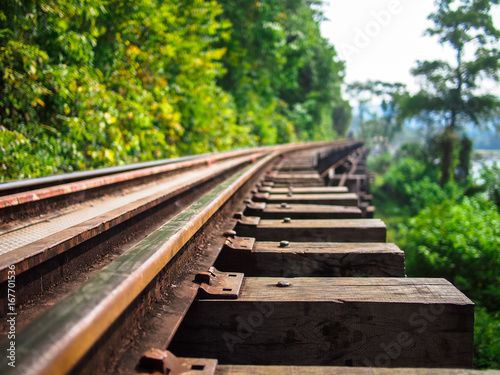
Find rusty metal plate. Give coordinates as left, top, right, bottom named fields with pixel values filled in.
left=243, top=201, right=266, bottom=217
left=257, top=186, right=272, bottom=193
left=223, top=236, right=255, bottom=252
left=260, top=181, right=275, bottom=187
left=195, top=267, right=244, bottom=299
left=235, top=215, right=260, bottom=227
left=139, top=349, right=217, bottom=374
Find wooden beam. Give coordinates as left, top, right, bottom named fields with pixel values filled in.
left=243, top=203, right=362, bottom=219
left=234, top=218, right=386, bottom=242
left=216, top=366, right=491, bottom=375
left=169, top=278, right=474, bottom=368
left=263, top=186, right=349, bottom=194
left=251, top=193, right=359, bottom=206
left=214, top=240, right=405, bottom=277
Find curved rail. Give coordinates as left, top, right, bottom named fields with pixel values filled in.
left=0, top=154, right=205, bottom=196
left=0, top=140, right=365, bottom=375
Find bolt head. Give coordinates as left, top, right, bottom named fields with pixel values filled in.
left=224, top=230, right=237, bottom=238
left=283, top=217, right=291, bottom=223
left=276, top=281, right=291, bottom=287
left=139, top=349, right=167, bottom=373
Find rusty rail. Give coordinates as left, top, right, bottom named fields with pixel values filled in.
left=0, top=140, right=476, bottom=375
left=0, top=141, right=361, bottom=374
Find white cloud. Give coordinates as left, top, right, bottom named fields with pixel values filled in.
left=320, top=0, right=500, bottom=95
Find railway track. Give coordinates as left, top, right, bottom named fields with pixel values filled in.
left=0, top=141, right=490, bottom=374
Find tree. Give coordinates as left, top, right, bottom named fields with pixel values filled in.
left=215, top=0, right=345, bottom=144
left=401, top=0, right=500, bottom=185
left=1, top=0, right=349, bottom=182
left=331, top=100, right=352, bottom=137
left=347, top=80, right=407, bottom=151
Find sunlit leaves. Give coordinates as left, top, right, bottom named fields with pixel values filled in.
left=400, top=196, right=500, bottom=312
left=0, top=0, right=346, bottom=182
left=402, top=0, right=500, bottom=185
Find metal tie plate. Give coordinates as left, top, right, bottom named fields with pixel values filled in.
left=194, top=267, right=244, bottom=299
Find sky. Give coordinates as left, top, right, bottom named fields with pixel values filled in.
left=319, top=0, right=500, bottom=96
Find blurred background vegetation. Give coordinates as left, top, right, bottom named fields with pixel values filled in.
left=357, top=0, right=500, bottom=369
left=0, top=0, right=351, bottom=181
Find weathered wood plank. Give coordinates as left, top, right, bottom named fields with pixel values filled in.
left=234, top=218, right=386, bottom=242
left=169, top=278, right=474, bottom=368
left=272, top=173, right=321, bottom=179
left=331, top=175, right=367, bottom=181
left=252, top=192, right=359, bottom=206
left=244, top=202, right=362, bottom=219
left=216, top=366, right=499, bottom=375
left=214, top=240, right=405, bottom=277
left=270, top=180, right=325, bottom=187
left=264, top=186, right=349, bottom=194
left=366, top=206, right=375, bottom=218
left=265, top=173, right=324, bottom=186
left=273, top=170, right=319, bottom=174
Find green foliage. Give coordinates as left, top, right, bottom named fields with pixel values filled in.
left=474, top=307, right=500, bottom=369
left=479, top=162, right=500, bottom=209
left=456, top=135, right=473, bottom=183
left=216, top=0, right=345, bottom=144
left=400, top=197, right=500, bottom=312
left=367, top=152, right=392, bottom=175
left=347, top=81, right=406, bottom=151
left=331, top=100, right=352, bottom=137
left=395, top=141, right=433, bottom=162
left=400, top=0, right=500, bottom=185
left=374, top=149, right=500, bottom=369
left=373, top=157, right=463, bottom=216
left=0, top=0, right=346, bottom=182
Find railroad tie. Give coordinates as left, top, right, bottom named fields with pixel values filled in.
left=169, top=276, right=473, bottom=367
left=251, top=192, right=359, bottom=206
left=214, top=238, right=405, bottom=277
left=0, top=141, right=476, bottom=375
left=166, top=148, right=474, bottom=373
left=243, top=202, right=363, bottom=219
left=233, top=216, right=386, bottom=242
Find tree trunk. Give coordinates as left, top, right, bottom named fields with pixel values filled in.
left=456, top=136, right=472, bottom=184
left=440, top=127, right=454, bottom=186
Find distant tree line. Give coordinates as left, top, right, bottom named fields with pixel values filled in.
left=349, top=0, right=499, bottom=186
left=363, top=1, right=500, bottom=368
left=0, top=0, right=351, bottom=181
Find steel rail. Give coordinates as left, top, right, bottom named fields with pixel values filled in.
left=0, top=154, right=204, bottom=195
left=2, top=152, right=276, bottom=375
left=0, top=142, right=362, bottom=207
left=0, top=146, right=286, bottom=196
left=1, top=141, right=344, bottom=375
left=0, top=152, right=266, bottom=283
left=0, top=147, right=267, bottom=209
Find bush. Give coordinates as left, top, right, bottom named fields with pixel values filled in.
left=367, top=152, right=392, bottom=175
left=400, top=197, right=500, bottom=312
left=373, top=157, right=460, bottom=216
left=479, top=162, right=500, bottom=209
left=0, top=0, right=346, bottom=181
left=474, top=307, right=500, bottom=369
